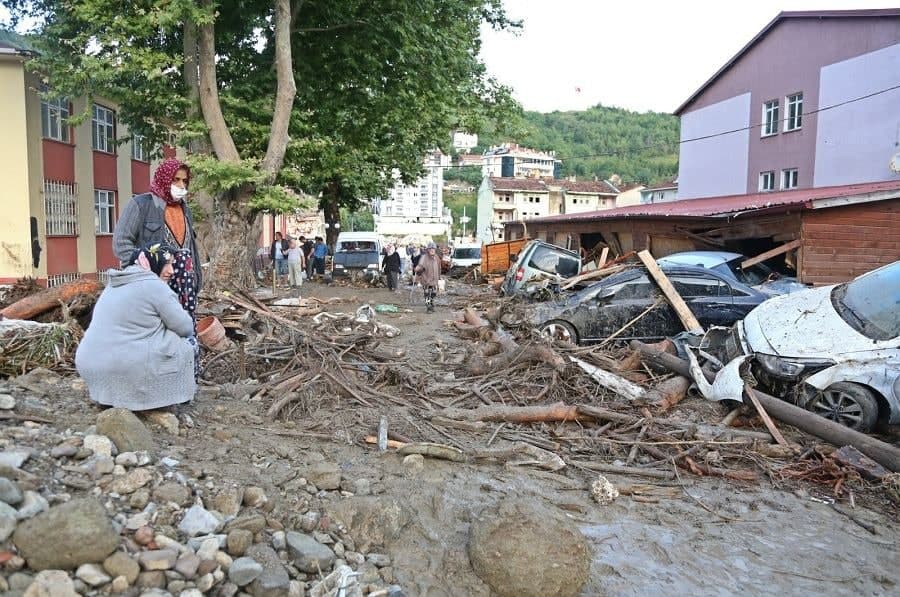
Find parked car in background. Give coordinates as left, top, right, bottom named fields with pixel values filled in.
left=450, top=244, right=481, bottom=272
left=525, top=264, right=769, bottom=344
left=725, top=260, right=900, bottom=432
left=500, top=240, right=582, bottom=297
left=657, top=251, right=807, bottom=295
left=331, top=232, right=383, bottom=281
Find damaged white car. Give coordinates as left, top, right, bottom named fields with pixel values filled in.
left=724, top=261, right=900, bottom=432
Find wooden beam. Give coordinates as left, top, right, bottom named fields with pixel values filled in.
left=597, top=247, right=609, bottom=268
left=637, top=250, right=703, bottom=333
left=741, top=239, right=802, bottom=269
left=745, top=385, right=788, bottom=446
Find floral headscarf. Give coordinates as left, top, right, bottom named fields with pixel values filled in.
left=149, top=158, right=190, bottom=206
left=127, top=243, right=174, bottom=276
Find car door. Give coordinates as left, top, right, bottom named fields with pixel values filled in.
left=580, top=273, right=674, bottom=341
left=669, top=272, right=742, bottom=328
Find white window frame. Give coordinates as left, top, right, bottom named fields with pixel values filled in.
left=41, top=97, right=70, bottom=143
left=92, top=104, right=115, bottom=153
left=759, top=171, right=775, bottom=192
left=131, top=134, right=148, bottom=162
left=781, top=168, right=798, bottom=190
left=761, top=99, right=779, bottom=136
left=785, top=93, right=803, bottom=131
left=94, top=189, right=116, bottom=234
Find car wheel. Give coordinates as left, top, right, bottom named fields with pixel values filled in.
left=540, top=320, right=578, bottom=344
left=807, top=382, right=879, bottom=432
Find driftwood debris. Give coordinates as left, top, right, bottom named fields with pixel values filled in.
left=0, top=277, right=101, bottom=321
left=570, top=356, right=646, bottom=401
left=637, top=250, right=703, bottom=333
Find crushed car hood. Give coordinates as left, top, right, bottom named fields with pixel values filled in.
left=742, top=285, right=874, bottom=357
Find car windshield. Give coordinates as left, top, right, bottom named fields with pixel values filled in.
left=831, top=262, right=900, bottom=341
left=453, top=248, right=480, bottom=259
left=717, top=259, right=774, bottom=286
left=337, top=241, right=376, bottom=252
left=528, top=244, right=580, bottom=277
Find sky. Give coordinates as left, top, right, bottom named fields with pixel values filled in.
left=479, top=0, right=896, bottom=114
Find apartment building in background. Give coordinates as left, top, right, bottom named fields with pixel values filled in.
left=372, top=150, right=452, bottom=237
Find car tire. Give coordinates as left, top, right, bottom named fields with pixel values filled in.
left=540, top=320, right=578, bottom=345
left=807, top=382, right=880, bottom=432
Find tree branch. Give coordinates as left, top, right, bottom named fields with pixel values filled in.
left=260, top=0, right=297, bottom=182
left=293, top=20, right=368, bottom=34
left=197, top=0, right=241, bottom=163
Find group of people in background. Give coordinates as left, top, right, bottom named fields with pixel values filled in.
left=270, top=233, right=328, bottom=288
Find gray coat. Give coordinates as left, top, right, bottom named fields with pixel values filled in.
left=75, top=266, right=196, bottom=410
left=113, top=193, right=202, bottom=291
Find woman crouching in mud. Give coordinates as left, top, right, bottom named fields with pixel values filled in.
left=76, top=244, right=196, bottom=410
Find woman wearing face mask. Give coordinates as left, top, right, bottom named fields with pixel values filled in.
left=113, top=158, right=202, bottom=322
left=76, top=244, right=197, bottom=411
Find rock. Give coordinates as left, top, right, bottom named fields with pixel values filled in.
left=0, top=450, right=30, bottom=469
left=114, top=452, right=138, bottom=467
left=174, top=554, right=201, bottom=580
left=215, top=551, right=233, bottom=569
left=143, top=411, right=180, bottom=435
left=590, top=475, right=619, bottom=505
left=138, top=550, right=179, bottom=571
left=468, top=498, right=590, bottom=597
left=96, top=409, right=155, bottom=454
left=178, top=505, right=222, bottom=537
left=228, top=557, right=263, bottom=587
left=22, top=570, right=78, bottom=597
left=87, top=455, right=116, bottom=476
left=288, top=580, right=303, bottom=597
left=298, top=512, right=319, bottom=533
left=153, top=482, right=192, bottom=507
left=103, top=552, right=140, bottom=584
left=224, top=514, right=266, bottom=534
left=75, top=563, right=111, bottom=587
left=107, top=468, right=154, bottom=495
left=180, top=589, right=204, bottom=597
left=351, top=479, right=371, bottom=496
left=136, top=571, right=167, bottom=589
left=83, top=434, right=115, bottom=458
left=246, top=545, right=290, bottom=597
left=16, top=491, right=49, bottom=520
left=212, top=488, right=243, bottom=517
left=0, top=508, right=17, bottom=541
left=50, top=443, right=78, bottom=458
left=0, top=393, right=16, bottom=410
left=366, top=554, right=391, bottom=568
left=285, top=532, right=335, bottom=574
left=271, top=531, right=286, bottom=551
left=10, top=572, right=34, bottom=590
left=304, top=463, right=341, bottom=491
left=196, top=573, right=215, bottom=593
left=227, top=529, right=253, bottom=556
left=13, top=498, right=120, bottom=570
left=194, top=537, right=222, bottom=561
left=326, top=497, right=411, bottom=553
left=242, top=487, right=267, bottom=508
left=0, top=477, right=23, bottom=505
left=196, top=560, right=218, bottom=577
left=217, top=582, right=239, bottom=597
left=154, top=534, right=188, bottom=555
left=129, top=488, right=151, bottom=510
left=401, top=454, right=424, bottom=472
left=110, top=576, right=129, bottom=592
left=134, top=525, right=154, bottom=545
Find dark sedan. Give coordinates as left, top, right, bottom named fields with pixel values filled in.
left=528, top=265, right=769, bottom=344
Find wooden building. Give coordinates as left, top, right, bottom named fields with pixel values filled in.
left=504, top=180, right=900, bottom=285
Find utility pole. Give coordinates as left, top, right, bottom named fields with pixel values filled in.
left=459, top=205, right=470, bottom=240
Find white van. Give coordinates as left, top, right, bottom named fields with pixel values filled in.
left=450, top=243, right=481, bottom=271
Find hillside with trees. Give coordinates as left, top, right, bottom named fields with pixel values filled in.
left=451, top=104, right=680, bottom=186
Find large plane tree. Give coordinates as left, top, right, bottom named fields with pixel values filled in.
left=9, top=0, right=520, bottom=287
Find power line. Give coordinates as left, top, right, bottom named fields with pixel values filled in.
left=434, top=83, right=900, bottom=170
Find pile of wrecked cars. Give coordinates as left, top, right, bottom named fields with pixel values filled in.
left=501, top=240, right=899, bottom=433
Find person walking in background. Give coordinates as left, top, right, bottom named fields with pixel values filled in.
left=270, top=232, right=288, bottom=287
left=114, top=158, right=201, bottom=321
left=382, top=244, right=401, bottom=291
left=287, top=238, right=304, bottom=288
left=312, top=236, right=328, bottom=280
left=414, top=242, right=442, bottom=313
left=300, top=235, right=315, bottom=280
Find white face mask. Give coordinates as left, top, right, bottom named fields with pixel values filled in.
left=170, top=185, right=188, bottom=201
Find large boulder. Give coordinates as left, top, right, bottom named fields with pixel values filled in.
left=14, top=498, right=120, bottom=570
left=326, top=496, right=410, bottom=552
left=96, top=409, right=155, bottom=454
left=285, top=532, right=335, bottom=574
left=467, top=498, right=590, bottom=597
left=246, top=545, right=290, bottom=597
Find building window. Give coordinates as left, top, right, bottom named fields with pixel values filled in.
left=43, top=180, right=78, bottom=236
left=92, top=104, right=115, bottom=153
left=131, top=134, right=148, bottom=162
left=761, top=99, right=779, bottom=136
left=759, top=171, right=775, bottom=192
left=41, top=97, right=70, bottom=143
left=785, top=93, right=803, bottom=131
left=94, top=190, right=116, bottom=234
left=781, top=168, right=798, bottom=190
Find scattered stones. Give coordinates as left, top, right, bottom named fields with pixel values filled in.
left=468, top=498, right=590, bottom=597
left=174, top=553, right=201, bottom=580
left=74, top=563, right=111, bottom=587
left=213, top=488, right=243, bottom=517
left=194, top=537, right=222, bottom=561
left=83, top=434, right=114, bottom=458
left=14, top=498, right=120, bottom=570
left=50, top=442, right=79, bottom=459
left=178, top=504, right=222, bottom=537
left=226, top=529, right=253, bottom=556
left=0, top=508, right=18, bottom=542
left=272, top=531, right=287, bottom=551
left=103, top=552, right=140, bottom=584
left=327, top=497, right=411, bottom=553
left=136, top=570, right=167, bottom=589
left=0, top=477, right=24, bottom=505
left=0, top=450, right=31, bottom=469
left=305, top=463, right=341, bottom=491
left=143, top=411, right=180, bottom=435
left=134, top=525, right=154, bottom=545
left=22, top=569, right=78, bottom=597
left=16, top=490, right=49, bottom=520
left=95, top=408, right=155, bottom=454
left=243, top=486, right=268, bottom=508
left=225, top=513, right=266, bottom=534
left=366, top=554, right=391, bottom=568
left=129, top=488, right=151, bottom=510
left=228, top=557, right=263, bottom=587
left=285, top=532, right=336, bottom=574
left=138, top=550, right=179, bottom=571
left=106, top=468, right=154, bottom=495
left=153, top=481, right=192, bottom=507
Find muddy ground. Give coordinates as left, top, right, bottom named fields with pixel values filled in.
left=7, top=277, right=900, bottom=596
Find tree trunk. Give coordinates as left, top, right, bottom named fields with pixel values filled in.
left=322, top=192, right=341, bottom=249
left=202, top=188, right=261, bottom=290
left=197, top=0, right=240, bottom=163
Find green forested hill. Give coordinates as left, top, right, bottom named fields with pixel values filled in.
left=477, top=104, right=680, bottom=185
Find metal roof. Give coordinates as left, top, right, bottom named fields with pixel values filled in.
left=528, top=180, right=900, bottom=224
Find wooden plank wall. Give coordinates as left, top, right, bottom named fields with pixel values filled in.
left=800, top=199, right=900, bottom=285
left=482, top=238, right=529, bottom=274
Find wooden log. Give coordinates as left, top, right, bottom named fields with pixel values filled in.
left=574, top=461, right=675, bottom=480
left=441, top=402, right=588, bottom=423
left=597, top=247, right=609, bottom=268
left=637, top=250, right=703, bottom=333
left=463, top=308, right=489, bottom=328
left=560, top=264, right=627, bottom=290
left=745, top=385, right=788, bottom=446
left=740, top=239, right=801, bottom=270
left=571, top=356, right=646, bottom=401
left=630, top=341, right=900, bottom=473
left=647, top=376, right=691, bottom=412
left=0, top=278, right=101, bottom=321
